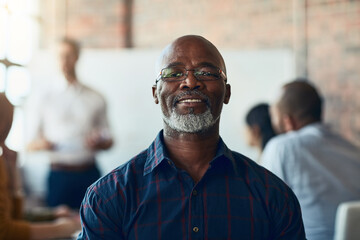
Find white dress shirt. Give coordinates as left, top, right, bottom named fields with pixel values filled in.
left=29, top=78, right=111, bottom=165
left=261, top=123, right=360, bottom=240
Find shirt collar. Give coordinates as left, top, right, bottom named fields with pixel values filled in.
left=143, top=130, right=235, bottom=176
left=55, top=76, right=83, bottom=92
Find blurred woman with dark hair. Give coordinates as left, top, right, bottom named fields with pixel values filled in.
left=245, top=103, right=276, bottom=159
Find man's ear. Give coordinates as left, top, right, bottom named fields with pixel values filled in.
left=283, top=114, right=296, bottom=132
left=250, top=125, right=261, bottom=138
left=152, top=85, right=159, bottom=104
left=224, top=84, right=231, bottom=104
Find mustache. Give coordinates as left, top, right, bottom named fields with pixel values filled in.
left=173, top=90, right=210, bottom=107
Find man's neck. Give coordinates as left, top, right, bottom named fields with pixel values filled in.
left=64, top=71, right=78, bottom=85
left=163, top=126, right=220, bottom=183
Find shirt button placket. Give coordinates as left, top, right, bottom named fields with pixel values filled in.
left=190, top=187, right=203, bottom=239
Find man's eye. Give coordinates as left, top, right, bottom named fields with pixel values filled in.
left=163, top=72, right=183, bottom=78
left=196, top=71, right=220, bottom=78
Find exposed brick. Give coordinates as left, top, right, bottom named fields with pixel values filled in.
left=38, top=0, right=360, bottom=146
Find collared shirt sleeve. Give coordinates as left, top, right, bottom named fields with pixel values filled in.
left=269, top=179, right=306, bottom=239
left=78, top=181, right=124, bottom=240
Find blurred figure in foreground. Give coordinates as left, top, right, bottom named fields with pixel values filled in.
left=262, top=79, right=360, bottom=240
left=244, top=103, right=276, bottom=161
left=27, top=38, right=113, bottom=209
left=0, top=93, right=80, bottom=239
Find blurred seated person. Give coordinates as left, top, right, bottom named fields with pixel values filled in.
left=261, top=79, right=360, bottom=240
left=0, top=93, right=80, bottom=239
left=27, top=37, right=113, bottom=209
left=244, top=103, right=276, bottom=161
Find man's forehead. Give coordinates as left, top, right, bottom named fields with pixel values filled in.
left=158, top=36, right=225, bottom=69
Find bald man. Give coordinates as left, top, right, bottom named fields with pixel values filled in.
left=78, top=35, right=305, bottom=240
left=262, top=80, right=360, bottom=240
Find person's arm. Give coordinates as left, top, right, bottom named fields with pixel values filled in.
left=0, top=156, right=31, bottom=239
left=261, top=141, right=305, bottom=239
left=25, top=92, right=54, bottom=152
left=0, top=157, right=80, bottom=240
left=86, top=97, right=113, bottom=151
left=30, top=217, right=80, bottom=240
left=86, top=129, right=113, bottom=150
left=77, top=185, right=123, bottom=239
left=269, top=184, right=306, bottom=240
left=27, top=137, right=54, bottom=151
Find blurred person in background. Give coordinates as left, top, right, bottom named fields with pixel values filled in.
left=0, top=93, right=80, bottom=239
left=262, top=79, right=360, bottom=240
left=244, top=103, right=276, bottom=162
left=27, top=38, right=113, bottom=209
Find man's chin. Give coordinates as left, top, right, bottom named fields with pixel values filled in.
left=162, top=109, right=216, bottom=133
left=174, top=107, right=208, bottom=116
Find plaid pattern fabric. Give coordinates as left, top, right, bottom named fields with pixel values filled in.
left=78, top=131, right=305, bottom=240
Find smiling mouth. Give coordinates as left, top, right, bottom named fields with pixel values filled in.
left=178, top=98, right=203, bottom=103
left=173, top=90, right=210, bottom=108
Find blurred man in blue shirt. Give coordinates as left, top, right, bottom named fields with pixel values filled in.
left=262, top=80, right=360, bottom=240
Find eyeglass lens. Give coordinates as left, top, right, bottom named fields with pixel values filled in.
left=161, top=66, right=224, bottom=82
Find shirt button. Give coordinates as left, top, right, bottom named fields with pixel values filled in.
left=193, top=227, right=199, bottom=232
left=192, top=190, right=198, bottom=196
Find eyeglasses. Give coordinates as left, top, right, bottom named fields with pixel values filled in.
left=155, top=66, right=227, bottom=84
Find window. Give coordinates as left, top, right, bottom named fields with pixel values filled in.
left=0, top=0, right=39, bottom=151
left=0, top=0, right=38, bottom=104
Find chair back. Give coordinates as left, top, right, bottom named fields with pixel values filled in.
left=334, top=201, right=360, bottom=240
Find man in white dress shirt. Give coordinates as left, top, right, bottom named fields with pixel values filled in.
left=261, top=79, right=360, bottom=240
left=27, top=38, right=113, bottom=209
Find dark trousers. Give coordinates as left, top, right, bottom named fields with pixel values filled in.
left=46, top=164, right=100, bottom=209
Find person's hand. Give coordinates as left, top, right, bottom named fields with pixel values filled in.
left=53, top=205, right=75, bottom=218
left=86, top=130, right=113, bottom=150
left=27, top=138, right=54, bottom=151
left=55, top=216, right=81, bottom=238
left=29, top=214, right=81, bottom=239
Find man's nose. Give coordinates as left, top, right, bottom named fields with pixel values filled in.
left=180, top=71, right=203, bottom=90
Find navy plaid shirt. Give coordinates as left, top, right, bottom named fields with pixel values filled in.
left=78, top=131, right=305, bottom=240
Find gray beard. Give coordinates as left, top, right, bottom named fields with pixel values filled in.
left=162, top=107, right=218, bottom=133
left=159, top=90, right=220, bottom=133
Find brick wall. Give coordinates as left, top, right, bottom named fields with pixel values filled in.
left=39, top=0, right=130, bottom=48
left=132, top=0, right=295, bottom=49
left=306, top=0, right=360, bottom=146
left=39, top=0, right=360, bottom=146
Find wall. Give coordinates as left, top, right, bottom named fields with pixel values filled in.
left=38, top=0, right=360, bottom=146
left=22, top=48, right=293, bottom=199
left=306, top=1, right=360, bottom=145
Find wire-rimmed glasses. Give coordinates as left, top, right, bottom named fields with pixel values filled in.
left=155, top=65, right=227, bottom=84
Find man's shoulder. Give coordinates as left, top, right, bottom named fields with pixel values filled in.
left=230, top=150, right=290, bottom=190
left=270, top=130, right=300, bottom=145
left=80, top=83, right=106, bottom=100
left=229, top=150, right=299, bottom=205
left=87, top=149, right=149, bottom=196
left=262, top=131, right=302, bottom=158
